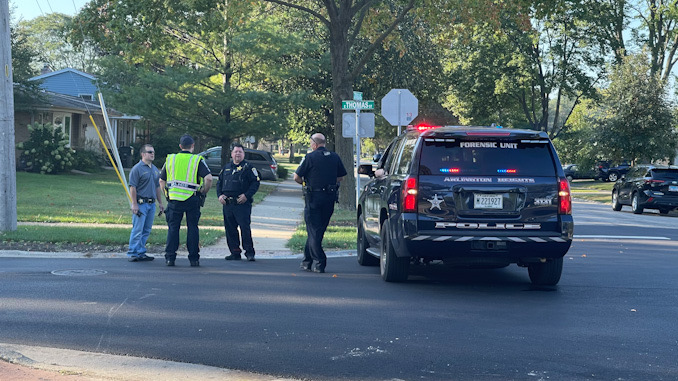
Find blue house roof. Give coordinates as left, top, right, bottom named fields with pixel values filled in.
left=29, top=68, right=98, bottom=99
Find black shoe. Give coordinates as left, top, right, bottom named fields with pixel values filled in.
left=138, top=255, right=154, bottom=261
left=300, top=262, right=312, bottom=271
left=128, top=256, right=139, bottom=262
left=246, top=255, right=255, bottom=262
left=165, top=260, right=175, bottom=266
left=225, top=254, right=242, bottom=260
left=313, top=265, right=325, bottom=273
left=190, top=261, right=200, bottom=267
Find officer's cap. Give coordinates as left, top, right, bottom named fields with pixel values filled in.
left=180, top=134, right=194, bottom=146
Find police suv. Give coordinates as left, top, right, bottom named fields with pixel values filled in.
left=357, top=126, right=573, bottom=285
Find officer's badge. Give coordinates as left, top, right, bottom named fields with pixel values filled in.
left=252, top=167, right=259, bottom=180
left=236, top=165, right=243, bottom=172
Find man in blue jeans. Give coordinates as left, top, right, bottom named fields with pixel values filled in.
left=127, top=144, right=165, bottom=262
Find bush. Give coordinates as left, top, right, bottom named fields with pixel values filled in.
left=277, top=166, right=289, bottom=180
left=16, top=123, right=75, bottom=174
left=71, top=149, right=106, bottom=172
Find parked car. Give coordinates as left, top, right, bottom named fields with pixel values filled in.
left=563, top=164, right=597, bottom=182
left=198, top=146, right=278, bottom=181
left=357, top=126, right=573, bottom=285
left=611, top=164, right=678, bottom=214
left=596, top=160, right=631, bottom=182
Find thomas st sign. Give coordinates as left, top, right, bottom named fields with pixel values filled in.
left=342, top=100, right=375, bottom=110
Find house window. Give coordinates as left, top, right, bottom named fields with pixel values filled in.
left=79, top=94, right=93, bottom=101
left=53, top=112, right=72, bottom=147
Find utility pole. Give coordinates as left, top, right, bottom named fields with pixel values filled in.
left=0, top=0, right=17, bottom=231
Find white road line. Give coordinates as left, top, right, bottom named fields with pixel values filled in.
left=574, top=235, right=671, bottom=240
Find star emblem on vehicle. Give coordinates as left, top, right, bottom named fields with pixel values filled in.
left=427, top=194, right=445, bottom=210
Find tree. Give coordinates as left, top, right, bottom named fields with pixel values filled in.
left=442, top=0, right=604, bottom=138
left=19, top=13, right=99, bottom=72
left=10, top=21, right=44, bottom=111
left=592, top=53, right=677, bottom=163
left=74, top=1, right=313, bottom=167
left=261, top=0, right=416, bottom=209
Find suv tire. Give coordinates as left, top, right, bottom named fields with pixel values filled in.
left=528, top=257, right=563, bottom=286
left=357, top=214, right=379, bottom=266
left=611, top=191, right=622, bottom=211
left=380, top=219, right=409, bottom=282
left=631, top=193, right=644, bottom=214
left=608, top=171, right=619, bottom=182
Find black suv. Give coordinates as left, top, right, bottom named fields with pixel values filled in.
left=198, top=146, right=278, bottom=181
left=596, top=160, right=631, bottom=182
left=611, top=164, right=678, bottom=214
left=357, top=126, right=573, bottom=285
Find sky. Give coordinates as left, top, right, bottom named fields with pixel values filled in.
left=10, top=0, right=90, bottom=22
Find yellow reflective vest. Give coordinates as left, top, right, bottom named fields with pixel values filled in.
left=165, top=153, right=203, bottom=201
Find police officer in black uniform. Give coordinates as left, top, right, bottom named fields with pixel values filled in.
left=294, top=133, right=347, bottom=273
left=217, top=143, right=261, bottom=261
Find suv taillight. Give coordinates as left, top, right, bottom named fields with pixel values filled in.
left=558, top=178, right=572, bottom=215
left=402, top=176, right=418, bottom=212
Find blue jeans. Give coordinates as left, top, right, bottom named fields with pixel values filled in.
left=127, top=202, right=156, bottom=258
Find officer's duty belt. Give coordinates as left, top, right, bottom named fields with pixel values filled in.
left=222, top=196, right=237, bottom=205
left=305, top=185, right=338, bottom=192
left=137, top=197, right=155, bottom=204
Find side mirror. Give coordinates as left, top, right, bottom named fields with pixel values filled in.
left=372, top=153, right=382, bottom=163
left=358, top=164, right=375, bottom=177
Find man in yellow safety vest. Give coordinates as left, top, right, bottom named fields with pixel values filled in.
left=159, top=134, right=213, bottom=267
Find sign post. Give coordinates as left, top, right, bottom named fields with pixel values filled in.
left=342, top=95, right=375, bottom=208
left=381, top=89, right=418, bottom=135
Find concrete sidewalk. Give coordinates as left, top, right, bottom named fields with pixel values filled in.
left=200, top=177, right=305, bottom=258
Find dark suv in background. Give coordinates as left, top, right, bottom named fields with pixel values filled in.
left=612, top=164, right=678, bottom=214
left=198, top=146, right=279, bottom=181
left=357, top=126, right=573, bottom=285
left=596, top=160, right=631, bottom=182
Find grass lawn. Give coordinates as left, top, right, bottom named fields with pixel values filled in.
left=3, top=170, right=274, bottom=246
left=569, top=180, right=614, bottom=203
left=287, top=206, right=356, bottom=252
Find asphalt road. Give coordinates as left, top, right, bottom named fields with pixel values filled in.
left=1, top=201, right=678, bottom=380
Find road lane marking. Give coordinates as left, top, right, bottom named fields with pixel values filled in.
left=574, top=235, right=670, bottom=240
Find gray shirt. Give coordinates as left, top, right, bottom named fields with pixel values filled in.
left=129, top=160, right=160, bottom=199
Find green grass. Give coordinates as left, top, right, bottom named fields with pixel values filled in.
left=286, top=205, right=356, bottom=252
left=6, top=170, right=274, bottom=246
left=17, top=171, right=274, bottom=225
left=0, top=225, right=221, bottom=246
left=569, top=180, right=614, bottom=203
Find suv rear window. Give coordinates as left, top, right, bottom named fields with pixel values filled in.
left=651, top=169, right=678, bottom=181
left=419, top=140, right=556, bottom=176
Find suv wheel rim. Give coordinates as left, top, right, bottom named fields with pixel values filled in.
left=632, top=195, right=638, bottom=210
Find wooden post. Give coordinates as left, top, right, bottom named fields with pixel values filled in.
left=0, top=0, right=17, bottom=231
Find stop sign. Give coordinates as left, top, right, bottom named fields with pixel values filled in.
left=381, top=89, right=418, bottom=126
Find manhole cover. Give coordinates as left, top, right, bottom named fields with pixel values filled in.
left=51, top=269, right=108, bottom=276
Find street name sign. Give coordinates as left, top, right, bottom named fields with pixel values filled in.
left=342, top=100, right=375, bottom=110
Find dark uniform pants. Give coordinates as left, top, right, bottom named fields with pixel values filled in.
left=223, top=203, right=254, bottom=257
left=165, top=195, right=201, bottom=262
left=302, top=193, right=335, bottom=270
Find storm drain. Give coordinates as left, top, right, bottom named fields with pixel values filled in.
left=51, top=269, right=108, bottom=276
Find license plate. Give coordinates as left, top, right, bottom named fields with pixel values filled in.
left=474, top=193, right=503, bottom=209
left=670, top=185, right=678, bottom=192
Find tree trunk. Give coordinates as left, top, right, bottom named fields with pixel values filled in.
left=329, top=18, right=356, bottom=210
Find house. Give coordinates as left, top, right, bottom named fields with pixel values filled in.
left=15, top=68, right=143, bottom=166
